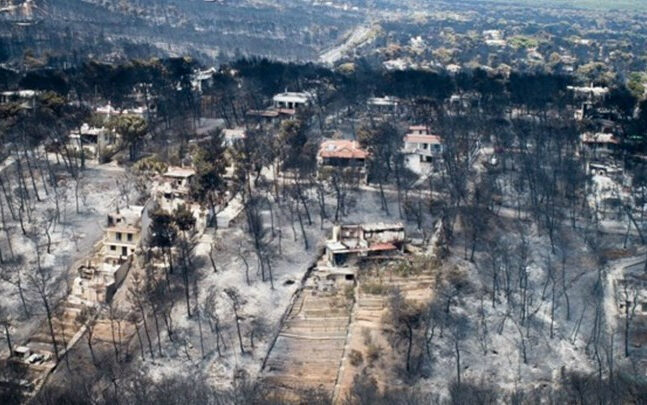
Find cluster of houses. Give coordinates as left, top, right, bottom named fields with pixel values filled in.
left=67, top=102, right=150, bottom=161
left=568, top=84, right=639, bottom=214
left=70, top=163, right=218, bottom=304
left=315, top=125, right=444, bottom=180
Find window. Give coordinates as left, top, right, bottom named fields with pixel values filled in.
left=110, top=245, right=116, bottom=251
left=127, top=233, right=133, bottom=242
left=642, top=302, right=647, bottom=313
left=116, top=232, right=122, bottom=241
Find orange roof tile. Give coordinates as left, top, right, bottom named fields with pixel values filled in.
left=319, top=140, right=369, bottom=160
left=368, top=242, right=397, bottom=251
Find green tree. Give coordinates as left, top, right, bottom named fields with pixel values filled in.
left=190, top=130, right=227, bottom=227
left=111, top=115, right=148, bottom=161
left=358, top=122, right=402, bottom=213
left=148, top=208, right=177, bottom=283
left=173, top=204, right=196, bottom=235
left=277, top=119, right=307, bottom=170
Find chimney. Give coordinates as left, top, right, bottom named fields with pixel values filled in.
left=332, top=225, right=341, bottom=242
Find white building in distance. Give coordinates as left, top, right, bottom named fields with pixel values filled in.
left=272, top=92, right=311, bottom=110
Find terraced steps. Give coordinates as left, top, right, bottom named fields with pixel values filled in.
left=262, top=265, right=354, bottom=397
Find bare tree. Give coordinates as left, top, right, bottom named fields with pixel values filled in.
left=384, top=288, right=426, bottom=375
left=202, top=288, right=227, bottom=357
left=247, top=315, right=270, bottom=351
left=177, top=235, right=197, bottom=318
left=127, top=273, right=155, bottom=359
left=617, top=280, right=639, bottom=358
left=243, top=195, right=273, bottom=288
left=76, top=306, right=99, bottom=364
left=0, top=255, right=30, bottom=318
left=449, top=314, right=470, bottom=385
left=128, top=312, right=146, bottom=362
left=0, top=304, right=13, bottom=356
left=107, top=302, right=124, bottom=362
left=225, top=287, right=246, bottom=355
left=27, top=265, right=60, bottom=362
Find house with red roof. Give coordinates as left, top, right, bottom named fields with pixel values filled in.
left=318, top=139, right=369, bottom=168
left=317, top=139, right=370, bottom=182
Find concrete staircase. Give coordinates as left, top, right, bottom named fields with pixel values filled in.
left=263, top=276, right=353, bottom=397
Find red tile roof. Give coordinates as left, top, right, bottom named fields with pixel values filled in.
left=319, top=140, right=369, bottom=159
left=367, top=242, right=397, bottom=251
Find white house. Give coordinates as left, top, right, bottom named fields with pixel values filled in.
left=95, top=103, right=147, bottom=119
left=223, top=127, right=246, bottom=146
left=0, top=90, right=39, bottom=108
left=68, top=123, right=117, bottom=158
left=103, top=206, right=144, bottom=264
left=192, top=67, right=217, bottom=92
left=367, top=96, right=400, bottom=114
left=403, top=126, right=444, bottom=175
left=154, top=166, right=196, bottom=212
left=272, top=92, right=311, bottom=110
left=70, top=205, right=144, bottom=303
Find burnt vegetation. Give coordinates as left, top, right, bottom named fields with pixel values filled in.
left=0, top=14, right=647, bottom=401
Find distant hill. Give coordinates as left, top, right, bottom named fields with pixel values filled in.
left=1, top=0, right=645, bottom=69
left=0, top=0, right=363, bottom=67
left=475, top=0, right=647, bottom=11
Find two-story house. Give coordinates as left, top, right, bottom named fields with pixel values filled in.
left=403, top=126, right=444, bottom=175
left=103, top=206, right=144, bottom=265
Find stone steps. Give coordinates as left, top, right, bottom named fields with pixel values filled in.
left=285, top=317, right=349, bottom=328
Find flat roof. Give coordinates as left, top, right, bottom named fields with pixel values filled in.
left=360, top=222, right=404, bottom=231
left=1, top=90, right=39, bottom=98
left=164, top=167, right=196, bottom=178
left=581, top=133, right=619, bottom=145
left=247, top=109, right=279, bottom=118
left=273, top=92, right=310, bottom=103
left=368, top=96, right=399, bottom=106
left=108, top=205, right=144, bottom=226
left=328, top=241, right=398, bottom=254
left=223, top=128, right=246, bottom=140
left=405, top=134, right=442, bottom=145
